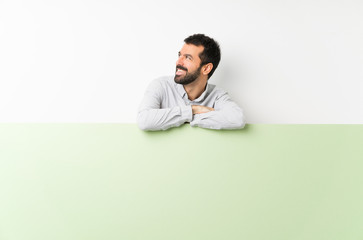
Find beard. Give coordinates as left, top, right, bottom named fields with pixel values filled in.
left=174, top=65, right=202, bottom=85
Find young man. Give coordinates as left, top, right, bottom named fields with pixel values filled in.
left=137, top=34, right=245, bottom=131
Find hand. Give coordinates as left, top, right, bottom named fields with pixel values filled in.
left=191, top=105, right=215, bottom=114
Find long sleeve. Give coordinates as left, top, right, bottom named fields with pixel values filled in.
left=190, top=92, right=245, bottom=130
left=137, top=79, right=193, bottom=131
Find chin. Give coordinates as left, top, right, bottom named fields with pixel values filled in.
left=174, top=75, right=182, bottom=82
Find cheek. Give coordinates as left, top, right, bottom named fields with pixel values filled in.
left=187, top=63, right=199, bottom=72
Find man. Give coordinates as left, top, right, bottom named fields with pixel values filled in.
left=137, top=34, right=245, bottom=131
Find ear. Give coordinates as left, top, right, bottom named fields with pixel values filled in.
left=202, top=63, right=213, bottom=76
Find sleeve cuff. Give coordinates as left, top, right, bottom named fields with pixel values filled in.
left=181, top=106, right=193, bottom=122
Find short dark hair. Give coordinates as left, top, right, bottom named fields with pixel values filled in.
left=184, top=34, right=221, bottom=79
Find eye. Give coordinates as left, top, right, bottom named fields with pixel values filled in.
left=186, top=56, right=192, bottom=60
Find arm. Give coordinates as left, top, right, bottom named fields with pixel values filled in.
left=190, top=93, right=245, bottom=130
left=137, top=79, right=193, bottom=131
left=191, top=105, right=215, bottom=114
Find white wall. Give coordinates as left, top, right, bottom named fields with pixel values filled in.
left=1, top=0, right=362, bottom=123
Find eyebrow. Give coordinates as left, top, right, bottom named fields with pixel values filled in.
left=178, top=52, right=193, bottom=59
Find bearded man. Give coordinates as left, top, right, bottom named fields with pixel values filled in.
left=137, top=34, right=245, bottom=131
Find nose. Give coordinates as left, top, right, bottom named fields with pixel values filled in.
left=176, top=56, right=184, bottom=66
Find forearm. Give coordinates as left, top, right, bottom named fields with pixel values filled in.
left=137, top=106, right=192, bottom=131
left=191, top=105, right=215, bottom=114
left=190, top=106, right=245, bottom=130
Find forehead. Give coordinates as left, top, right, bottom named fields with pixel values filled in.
left=180, top=44, right=204, bottom=58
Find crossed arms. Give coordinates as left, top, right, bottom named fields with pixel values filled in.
left=137, top=79, right=245, bottom=131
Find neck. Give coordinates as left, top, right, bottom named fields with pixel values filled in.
left=183, top=76, right=208, bottom=101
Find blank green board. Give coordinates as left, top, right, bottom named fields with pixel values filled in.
left=1, top=124, right=362, bottom=240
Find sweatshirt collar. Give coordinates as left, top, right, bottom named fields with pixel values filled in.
left=175, top=81, right=210, bottom=102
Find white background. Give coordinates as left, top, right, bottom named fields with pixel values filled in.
left=1, top=0, right=362, bottom=123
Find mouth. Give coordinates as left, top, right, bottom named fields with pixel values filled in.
left=176, top=69, right=186, bottom=76
left=175, top=66, right=187, bottom=76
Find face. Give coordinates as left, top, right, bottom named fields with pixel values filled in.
left=174, top=44, right=204, bottom=85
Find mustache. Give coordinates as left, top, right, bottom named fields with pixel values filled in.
left=176, top=65, right=188, bottom=71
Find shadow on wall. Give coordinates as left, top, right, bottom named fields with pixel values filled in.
left=213, top=55, right=248, bottom=109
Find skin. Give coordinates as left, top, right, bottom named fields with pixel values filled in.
left=175, top=44, right=215, bottom=114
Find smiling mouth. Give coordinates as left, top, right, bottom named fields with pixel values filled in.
left=176, top=65, right=187, bottom=76
left=176, top=69, right=186, bottom=75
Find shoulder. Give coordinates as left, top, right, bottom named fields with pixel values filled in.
left=207, top=83, right=229, bottom=99
left=147, top=76, right=175, bottom=89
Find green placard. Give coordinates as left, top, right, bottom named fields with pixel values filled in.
left=1, top=124, right=362, bottom=240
